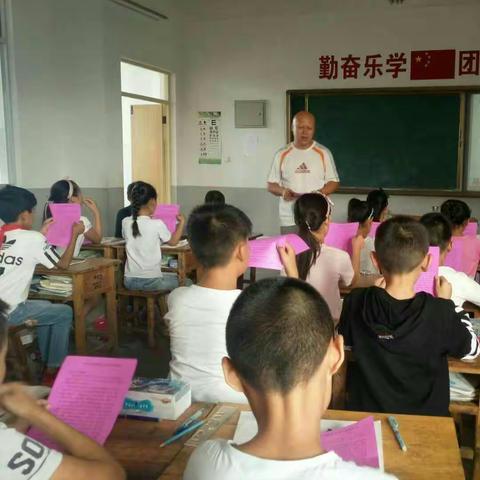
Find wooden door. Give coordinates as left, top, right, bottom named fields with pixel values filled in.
left=131, top=104, right=170, bottom=202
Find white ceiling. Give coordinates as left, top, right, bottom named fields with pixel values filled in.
left=136, top=0, right=480, bottom=21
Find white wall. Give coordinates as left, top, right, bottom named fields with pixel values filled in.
left=8, top=0, right=179, bottom=189
left=175, top=2, right=480, bottom=221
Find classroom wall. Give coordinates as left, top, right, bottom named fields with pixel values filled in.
left=175, top=1, right=480, bottom=233
left=7, top=0, right=180, bottom=233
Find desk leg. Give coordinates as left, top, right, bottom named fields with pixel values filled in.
left=72, top=276, right=87, bottom=355
left=105, top=267, right=118, bottom=350
left=474, top=402, right=480, bottom=479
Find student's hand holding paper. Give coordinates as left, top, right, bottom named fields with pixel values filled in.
left=40, top=217, right=55, bottom=236
left=435, top=275, right=452, bottom=300
left=72, top=221, right=86, bottom=237
left=277, top=241, right=299, bottom=278
left=0, top=383, right=44, bottom=420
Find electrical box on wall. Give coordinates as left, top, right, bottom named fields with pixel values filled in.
left=234, top=100, right=266, bottom=128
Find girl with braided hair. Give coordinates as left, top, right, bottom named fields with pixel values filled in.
left=123, top=181, right=186, bottom=291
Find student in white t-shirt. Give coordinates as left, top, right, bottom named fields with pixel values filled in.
left=165, top=203, right=298, bottom=403
left=420, top=212, right=480, bottom=308
left=43, top=179, right=102, bottom=257
left=348, top=198, right=377, bottom=275
left=184, top=277, right=396, bottom=480
left=0, top=298, right=125, bottom=480
left=293, top=193, right=361, bottom=320
left=267, top=111, right=339, bottom=233
left=0, top=186, right=83, bottom=383
left=123, top=181, right=185, bottom=291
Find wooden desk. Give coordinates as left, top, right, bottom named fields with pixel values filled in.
left=105, top=403, right=213, bottom=480
left=158, top=403, right=463, bottom=480
left=82, top=242, right=122, bottom=259
left=30, top=258, right=120, bottom=355
left=113, top=244, right=197, bottom=287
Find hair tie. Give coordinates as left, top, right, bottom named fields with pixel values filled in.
left=305, top=220, right=312, bottom=231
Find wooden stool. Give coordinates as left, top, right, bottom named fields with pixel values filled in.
left=117, top=287, right=169, bottom=348
left=7, top=320, right=38, bottom=383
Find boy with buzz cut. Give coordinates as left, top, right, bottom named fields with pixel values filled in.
left=165, top=203, right=298, bottom=403
left=420, top=212, right=480, bottom=308
left=0, top=185, right=83, bottom=382
left=0, top=298, right=125, bottom=480
left=184, top=277, right=396, bottom=480
left=338, top=216, right=479, bottom=416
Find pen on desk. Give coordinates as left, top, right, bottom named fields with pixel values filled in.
left=388, top=416, right=407, bottom=452
left=173, top=408, right=205, bottom=435
left=160, top=420, right=204, bottom=448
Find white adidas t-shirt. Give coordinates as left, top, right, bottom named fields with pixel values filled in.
left=268, top=141, right=339, bottom=226
left=184, top=439, right=397, bottom=480
left=122, top=216, right=172, bottom=278
left=0, top=422, right=63, bottom=480
left=439, top=265, right=480, bottom=308
left=165, top=285, right=248, bottom=404
left=0, top=229, right=59, bottom=312
left=306, top=245, right=354, bottom=320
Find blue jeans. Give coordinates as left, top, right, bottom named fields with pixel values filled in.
left=124, top=274, right=186, bottom=291
left=9, top=300, right=72, bottom=368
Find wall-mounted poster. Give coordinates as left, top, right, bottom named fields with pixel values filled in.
left=198, top=111, right=221, bottom=164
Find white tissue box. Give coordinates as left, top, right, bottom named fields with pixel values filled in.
left=121, top=378, right=191, bottom=420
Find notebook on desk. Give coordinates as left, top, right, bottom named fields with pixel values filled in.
left=233, top=411, right=384, bottom=470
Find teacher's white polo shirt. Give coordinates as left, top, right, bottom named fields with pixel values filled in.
left=268, top=141, right=339, bottom=226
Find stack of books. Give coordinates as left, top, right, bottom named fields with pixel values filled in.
left=30, top=275, right=73, bottom=297
left=449, top=372, right=479, bottom=402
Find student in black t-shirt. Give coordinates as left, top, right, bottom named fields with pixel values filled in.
left=114, top=182, right=137, bottom=238
left=338, top=216, right=479, bottom=416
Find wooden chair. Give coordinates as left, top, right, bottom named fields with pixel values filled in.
left=117, top=286, right=169, bottom=348
left=6, top=321, right=38, bottom=383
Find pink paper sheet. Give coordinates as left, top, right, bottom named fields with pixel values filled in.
left=321, top=416, right=379, bottom=468
left=324, top=222, right=359, bottom=253
left=28, top=356, right=137, bottom=449
left=153, top=204, right=180, bottom=233
left=414, top=246, right=439, bottom=295
left=444, top=236, right=480, bottom=277
left=45, top=203, right=81, bottom=247
left=464, top=222, right=478, bottom=236
left=369, top=221, right=382, bottom=238
left=248, top=234, right=309, bottom=270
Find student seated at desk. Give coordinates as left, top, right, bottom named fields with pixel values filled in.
left=114, top=181, right=137, bottom=238
left=421, top=212, right=480, bottom=308
left=440, top=199, right=480, bottom=277
left=0, top=299, right=125, bottom=480
left=294, top=193, right=361, bottom=319
left=165, top=204, right=298, bottom=403
left=184, top=277, right=395, bottom=480
left=348, top=198, right=377, bottom=275
left=338, top=217, right=480, bottom=416
left=367, top=188, right=389, bottom=222
left=123, top=181, right=185, bottom=291
left=43, top=179, right=102, bottom=256
left=0, top=185, right=83, bottom=383
left=204, top=189, right=225, bottom=205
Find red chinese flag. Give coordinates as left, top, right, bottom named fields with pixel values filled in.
left=410, top=50, right=456, bottom=80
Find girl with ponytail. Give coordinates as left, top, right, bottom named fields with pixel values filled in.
left=294, top=193, right=361, bottom=320
left=123, top=181, right=186, bottom=291
left=44, top=179, right=102, bottom=256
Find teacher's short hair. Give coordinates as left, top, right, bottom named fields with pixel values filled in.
left=187, top=203, right=252, bottom=268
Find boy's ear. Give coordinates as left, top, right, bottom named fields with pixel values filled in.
left=420, top=253, right=432, bottom=272
left=447, top=240, right=453, bottom=253
left=370, top=251, right=381, bottom=274
left=222, top=357, right=244, bottom=393
left=236, top=240, right=249, bottom=264
left=328, top=335, right=345, bottom=376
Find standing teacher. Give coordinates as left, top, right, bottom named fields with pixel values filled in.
left=267, top=111, right=340, bottom=233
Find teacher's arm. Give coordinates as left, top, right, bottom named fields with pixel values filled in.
left=319, top=181, right=339, bottom=195
left=267, top=182, right=297, bottom=201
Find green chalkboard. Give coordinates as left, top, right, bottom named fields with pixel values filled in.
left=288, top=92, right=462, bottom=191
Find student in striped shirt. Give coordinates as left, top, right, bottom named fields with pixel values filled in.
left=0, top=185, right=83, bottom=382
